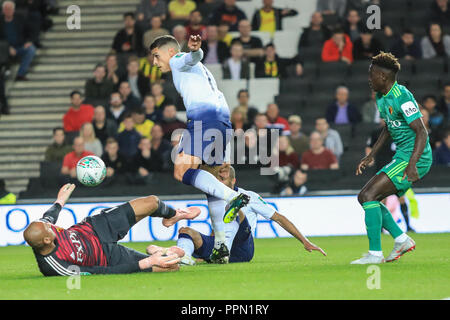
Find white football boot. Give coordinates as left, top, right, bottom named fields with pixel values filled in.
left=350, top=252, right=385, bottom=264
left=386, top=236, right=416, bottom=262
left=180, top=255, right=196, bottom=266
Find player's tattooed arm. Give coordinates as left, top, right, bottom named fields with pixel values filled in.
left=356, top=125, right=390, bottom=175
left=404, top=118, right=428, bottom=182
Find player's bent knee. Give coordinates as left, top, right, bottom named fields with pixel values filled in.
left=179, top=227, right=194, bottom=237
left=358, top=191, right=374, bottom=205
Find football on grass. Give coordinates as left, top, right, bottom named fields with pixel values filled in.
left=76, top=156, right=106, bottom=187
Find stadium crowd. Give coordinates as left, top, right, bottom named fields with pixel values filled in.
left=29, top=0, right=450, bottom=193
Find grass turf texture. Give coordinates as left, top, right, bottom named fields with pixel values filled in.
left=1, top=233, right=449, bottom=300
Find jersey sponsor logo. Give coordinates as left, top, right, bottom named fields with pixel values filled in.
left=388, top=106, right=393, bottom=114
left=401, top=101, right=418, bottom=117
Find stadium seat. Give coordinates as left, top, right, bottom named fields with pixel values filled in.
left=207, top=63, right=223, bottom=81
left=248, top=78, right=280, bottom=111
left=40, top=162, right=62, bottom=188
left=317, top=62, right=350, bottom=79
left=331, top=124, right=353, bottom=150
left=275, top=94, right=304, bottom=117
left=298, top=47, right=323, bottom=64
left=215, top=79, right=247, bottom=110
left=414, top=58, right=446, bottom=79
left=227, top=31, right=272, bottom=46
left=380, top=0, right=409, bottom=11
left=279, top=78, right=311, bottom=95
left=406, top=78, right=441, bottom=99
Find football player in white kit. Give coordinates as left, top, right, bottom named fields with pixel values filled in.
left=150, top=34, right=250, bottom=263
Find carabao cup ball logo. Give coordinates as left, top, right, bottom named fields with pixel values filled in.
left=76, top=156, right=106, bottom=187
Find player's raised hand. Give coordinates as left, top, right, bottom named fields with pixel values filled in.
left=356, top=155, right=374, bottom=176
left=55, top=183, right=76, bottom=207
left=304, top=241, right=327, bottom=256
left=188, top=35, right=202, bottom=52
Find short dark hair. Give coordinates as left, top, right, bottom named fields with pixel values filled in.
left=131, top=107, right=145, bottom=115
left=422, top=94, right=437, bottom=103
left=237, top=89, right=249, bottom=98
left=123, top=12, right=135, bottom=19
left=53, top=127, right=64, bottom=135
left=94, top=63, right=105, bottom=71
left=402, top=28, right=413, bottom=35
left=371, top=51, right=401, bottom=74
left=70, top=90, right=82, bottom=98
left=149, top=35, right=180, bottom=51
left=106, top=137, right=118, bottom=145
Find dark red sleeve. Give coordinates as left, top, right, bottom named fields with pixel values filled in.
left=326, top=149, right=338, bottom=166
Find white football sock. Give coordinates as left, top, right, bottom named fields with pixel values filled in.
left=187, top=169, right=238, bottom=202
left=369, top=250, right=383, bottom=257
left=207, top=195, right=227, bottom=249
left=177, top=236, right=195, bottom=257
left=394, top=233, right=408, bottom=243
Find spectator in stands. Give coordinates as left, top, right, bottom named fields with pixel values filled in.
left=151, top=82, right=172, bottom=110
left=280, top=169, right=308, bottom=196
left=265, top=103, right=290, bottom=135
left=79, top=122, right=103, bottom=157
left=301, top=131, right=339, bottom=170
left=325, top=86, right=361, bottom=127
left=236, top=89, right=258, bottom=126
left=255, top=43, right=290, bottom=78
left=132, top=137, right=162, bottom=184
left=231, top=106, right=251, bottom=131
left=287, top=115, right=309, bottom=159
left=108, top=92, right=128, bottom=125
left=0, top=179, right=15, bottom=204
left=13, top=0, right=43, bottom=48
left=217, top=21, right=233, bottom=46
left=112, top=12, right=144, bottom=56
left=433, top=130, right=450, bottom=165
left=420, top=107, right=439, bottom=149
left=315, top=117, right=344, bottom=161
left=172, top=24, right=189, bottom=52
left=210, top=0, right=247, bottom=32
left=232, top=19, right=264, bottom=62
left=168, top=0, right=196, bottom=21
left=361, top=90, right=380, bottom=124
left=0, top=1, right=36, bottom=81
left=142, top=15, right=169, bottom=50
left=119, top=107, right=154, bottom=140
left=422, top=95, right=445, bottom=132
left=376, top=24, right=396, bottom=51
left=277, top=135, right=300, bottom=169
left=143, top=94, right=161, bottom=122
left=120, top=56, right=151, bottom=101
left=438, top=82, right=450, bottom=120
left=185, top=10, right=207, bottom=39
left=118, top=81, right=141, bottom=109
left=102, top=137, right=129, bottom=180
left=222, top=41, right=250, bottom=80
left=117, top=113, right=141, bottom=159
left=316, top=0, right=347, bottom=19
left=321, top=27, right=353, bottom=64
left=390, top=29, right=422, bottom=60
left=139, top=52, right=163, bottom=85
left=105, top=53, right=125, bottom=87
left=352, top=28, right=384, bottom=60
left=421, top=22, right=450, bottom=59
left=201, top=24, right=229, bottom=64
left=84, top=64, right=114, bottom=106
left=251, top=0, right=298, bottom=33
left=343, top=9, right=364, bottom=42
left=92, top=105, right=118, bottom=147
left=430, top=0, right=450, bottom=27
left=298, top=11, right=331, bottom=53
left=136, top=0, right=167, bottom=24
left=63, top=91, right=95, bottom=133
left=45, top=127, right=72, bottom=162
left=60, top=137, right=95, bottom=183
left=150, top=123, right=173, bottom=172
left=159, top=104, right=187, bottom=141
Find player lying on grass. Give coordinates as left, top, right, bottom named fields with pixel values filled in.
left=23, top=184, right=200, bottom=276
left=353, top=52, right=432, bottom=264
left=149, top=166, right=326, bottom=264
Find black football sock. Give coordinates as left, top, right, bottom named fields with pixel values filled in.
left=151, top=199, right=176, bottom=219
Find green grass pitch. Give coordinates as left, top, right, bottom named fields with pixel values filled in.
left=1, top=233, right=449, bottom=300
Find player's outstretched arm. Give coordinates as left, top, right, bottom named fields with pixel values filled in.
left=271, top=212, right=327, bottom=256
left=356, top=125, right=390, bottom=175
left=40, top=184, right=76, bottom=224
left=403, top=117, right=428, bottom=182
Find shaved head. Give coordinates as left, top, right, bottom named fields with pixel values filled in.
left=23, top=221, right=55, bottom=249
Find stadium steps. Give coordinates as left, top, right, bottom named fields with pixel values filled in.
left=0, top=0, right=140, bottom=196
